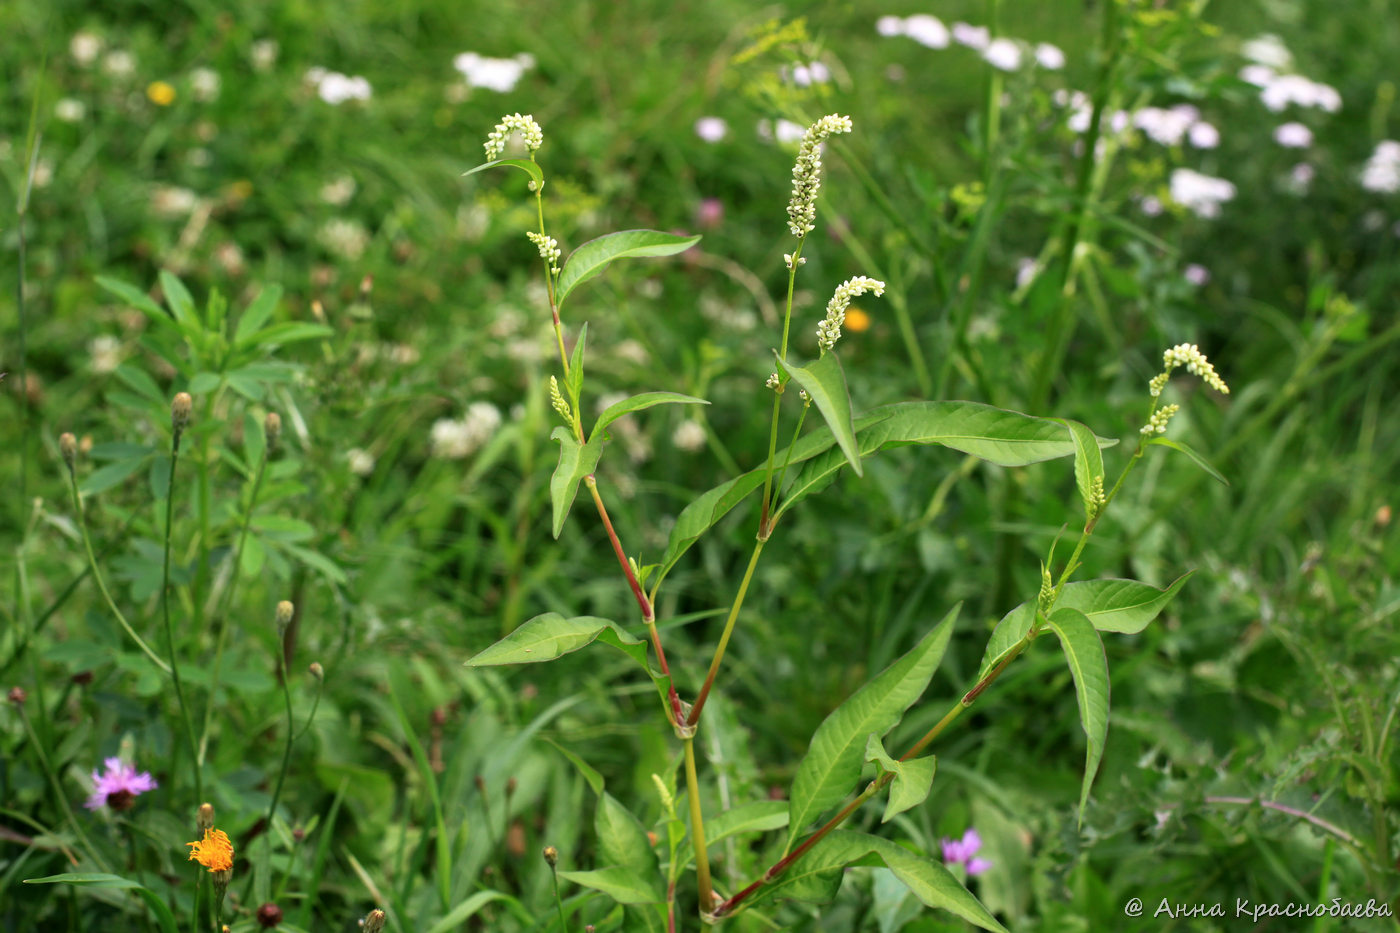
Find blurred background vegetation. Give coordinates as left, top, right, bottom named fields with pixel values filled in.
left=2, top=0, right=1398, bottom=930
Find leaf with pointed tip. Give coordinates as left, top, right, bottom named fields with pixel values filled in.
left=776, top=351, right=862, bottom=476
left=597, top=791, right=658, bottom=879
left=786, top=606, right=958, bottom=847
left=549, top=427, right=603, bottom=538
left=466, top=613, right=646, bottom=668
left=567, top=322, right=588, bottom=405
left=591, top=392, right=709, bottom=443
left=556, top=230, right=701, bottom=309
left=462, top=158, right=544, bottom=186
left=751, top=831, right=1007, bottom=932
left=158, top=270, right=200, bottom=334
left=865, top=735, right=936, bottom=823
left=1147, top=436, right=1228, bottom=486
left=677, top=800, right=787, bottom=867
left=234, top=284, right=285, bottom=346
left=557, top=866, right=662, bottom=905
left=1047, top=607, right=1109, bottom=824
left=95, top=276, right=174, bottom=330
left=24, top=874, right=178, bottom=933
left=1061, top=419, right=1104, bottom=522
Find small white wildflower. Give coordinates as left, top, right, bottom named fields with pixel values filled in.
left=783, top=62, right=830, bottom=87
left=1273, top=122, right=1312, bottom=148
left=251, top=38, right=279, bottom=72
left=694, top=116, right=728, bottom=143
left=983, top=38, right=1022, bottom=71
left=1141, top=404, right=1180, bottom=435
left=317, top=218, right=370, bottom=260
left=786, top=114, right=854, bottom=238
left=150, top=185, right=199, bottom=218
left=346, top=448, right=375, bottom=476
left=951, top=22, right=990, bottom=50
left=103, top=50, right=135, bottom=78
left=70, top=32, right=102, bottom=66
left=55, top=98, right=86, bottom=123
left=453, top=52, right=533, bottom=92
left=1160, top=343, right=1230, bottom=394
left=1241, top=34, right=1292, bottom=69
left=431, top=402, right=503, bottom=459
left=903, top=14, right=949, bottom=48
left=1183, top=264, right=1210, bottom=286
left=783, top=253, right=806, bottom=270
left=1239, top=64, right=1275, bottom=87
left=1015, top=257, right=1038, bottom=290
left=484, top=113, right=544, bottom=160
left=1287, top=162, right=1315, bottom=194
left=190, top=68, right=221, bottom=102
left=765, top=372, right=781, bottom=391
left=1169, top=168, right=1236, bottom=219
left=1133, top=106, right=1196, bottom=147
left=816, top=275, right=885, bottom=352
left=875, top=15, right=906, bottom=37
left=798, top=389, right=811, bottom=403
left=313, top=71, right=372, bottom=105
left=1260, top=74, right=1341, bottom=113
left=1139, top=195, right=1164, bottom=217
left=527, top=231, right=561, bottom=275
left=1360, top=140, right=1400, bottom=194
left=320, top=175, right=357, bottom=206
left=672, top=419, right=706, bottom=452
left=1034, top=43, right=1065, bottom=70
left=1187, top=121, right=1220, bottom=149
left=774, top=119, right=806, bottom=144
left=89, top=335, right=122, bottom=374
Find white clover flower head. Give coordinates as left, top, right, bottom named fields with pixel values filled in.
left=983, top=38, right=1022, bottom=71
left=1188, top=121, right=1220, bottom=149
left=70, top=31, right=103, bottom=66
left=251, top=38, right=279, bottom=72
left=55, top=98, right=86, bottom=123
left=454, top=52, right=534, bottom=92
left=816, top=275, right=885, bottom=352
left=786, top=114, right=853, bottom=238
left=346, top=447, right=375, bottom=476
left=951, top=22, right=990, bottom=50
left=1141, top=403, right=1180, bottom=435
left=309, top=70, right=371, bottom=105
left=432, top=402, right=503, bottom=459
left=694, top=116, right=728, bottom=143
left=527, top=231, right=561, bottom=275
left=875, top=15, right=906, bottom=38
left=903, top=15, right=950, bottom=48
left=89, top=335, right=122, bottom=373
left=484, top=113, right=544, bottom=160
left=1169, top=168, right=1236, bottom=219
left=190, top=67, right=221, bottom=102
left=672, top=419, right=706, bottom=452
left=1273, top=122, right=1312, bottom=148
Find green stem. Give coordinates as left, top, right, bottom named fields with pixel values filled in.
left=162, top=431, right=202, bottom=805
left=65, top=467, right=171, bottom=674
left=199, top=451, right=268, bottom=764
left=758, top=240, right=805, bottom=532
left=687, top=540, right=765, bottom=728
left=683, top=737, right=714, bottom=919
left=17, top=705, right=108, bottom=872
left=261, top=634, right=297, bottom=903
left=550, top=862, right=568, bottom=932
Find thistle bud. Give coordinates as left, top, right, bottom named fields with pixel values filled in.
left=361, top=909, right=386, bottom=933
left=8, top=686, right=26, bottom=705
left=59, top=432, right=77, bottom=470
left=276, top=600, right=294, bottom=635
left=264, top=412, right=282, bottom=450
left=197, top=802, right=215, bottom=832
left=542, top=845, right=558, bottom=867
left=172, top=392, right=193, bottom=434
left=308, top=661, right=324, bottom=682
left=256, top=903, right=283, bottom=928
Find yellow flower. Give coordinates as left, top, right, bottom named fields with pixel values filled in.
left=147, top=81, right=176, bottom=106
left=186, top=827, right=234, bottom=873
left=845, top=307, right=871, bottom=333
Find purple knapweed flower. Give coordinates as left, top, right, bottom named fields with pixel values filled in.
left=941, top=828, right=992, bottom=876
left=84, top=757, right=157, bottom=812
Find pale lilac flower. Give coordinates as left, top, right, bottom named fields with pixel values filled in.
left=1188, top=121, right=1220, bottom=149
left=1288, top=162, right=1315, bottom=193
left=1134, top=106, right=1196, bottom=147
left=1260, top=74, right=1341, bottom=113
left=1140, top=195, right=1164, bottom=217
left=1239, top=64, right=1275, bottom=88
left=1273, top=122, right=1312, bottom=148
left=1015, top=257, right=1038, bottom=289
left=784, top=62, right=830, bottom=87
left=1034, top=43, right=1065, bottom=70
left=695, top=198, right=724, bottom=229
left=951, top=22, right=990, bottom=50
left=875, top=15, right=905, bottom=38
left=983, top=39, right=1022, bottom=71
left=941, top=829, right=991, bottom=876
left=903, top=14, right=950, bottom=48
left=694, top=116, right=728, bottom=143
left=774, top=119, right=806, bottom=145
left=85, top=758, right=157, bottom=811
left=1183, top=263, right=1210, bottom=286
left=1170, top=168, right=1236, bottom=219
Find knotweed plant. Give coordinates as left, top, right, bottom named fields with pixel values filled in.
left=466, top=113, right=1231, bottom=930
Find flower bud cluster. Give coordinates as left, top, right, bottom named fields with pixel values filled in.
left=786, top=114, right=853, bottom=237
left=527, top=231, right=561, bottom=275
left=1153, top=343, right=1230, bottom=396
left=816, top=276, right=885, bottom=352
left=549, top=375, right=572, bottom=423
left=1141, top=403, right=1180, bottom=435
left=484, top=113, right=544, bottom=160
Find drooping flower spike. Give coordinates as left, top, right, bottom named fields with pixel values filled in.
left=484, top=113, right=544, bottom=160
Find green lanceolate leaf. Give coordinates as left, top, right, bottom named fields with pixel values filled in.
left=548, top=426, right=604, bottom=538
left=548, top=739, right=605, bottom=796
left=865, top=734, right=936, bottom=823
left=1057, top=573, right=1193, bottom=634
left=557, top=866, right=663, bottom=905
left=24, top=874, right=179, bottom=933
left=95, top=276, right=171, bottom=330
left=467, top=613, right=646, bottom=668
left=555, top=230, right=701, bottom=309
left=462, top=158, right=544, bottom=186
left=677, top=800, right=788, bottom=868
left=786, top=605, right=958, bottom=848
left=776, top=351, right=862, bottom=476
left=158, top=270, right=200, bottom=334
left=1047, top=607, right=1110, bottom=824
left=1060, top=419, right=1105, bottom=522
left=752, top=831, right=1007, bottom=932
left=1147, top=436, right=1229, bottom=486
left=567, top=322, right=588, bottom=405
left=79, top=455, right=151, bottom=496
left=591, top=392, right=709, bottom=443
left=233, top=283, right=284, bottom=346
left=977, top=601, right=1036, bottom=680
left=597, top=791, right=659, bottom=879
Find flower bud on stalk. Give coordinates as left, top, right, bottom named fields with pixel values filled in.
left=172, top=392, right=193, bottom=437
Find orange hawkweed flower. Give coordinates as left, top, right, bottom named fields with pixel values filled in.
left=186, top=828, right=234, bottom=873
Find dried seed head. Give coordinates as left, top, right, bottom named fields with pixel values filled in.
left=263, top=412, right=282, bottom=449
left=275, top=600, right=294, bottom=634
left=172, top=392, right=193, bottom=433
left=198, top=802, right=215, bottom=832
left=361, top=909, right=387, bottom=933
left=59, top=432, right=77, bottom=469
left=542, top=845, right=559, bottom=867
